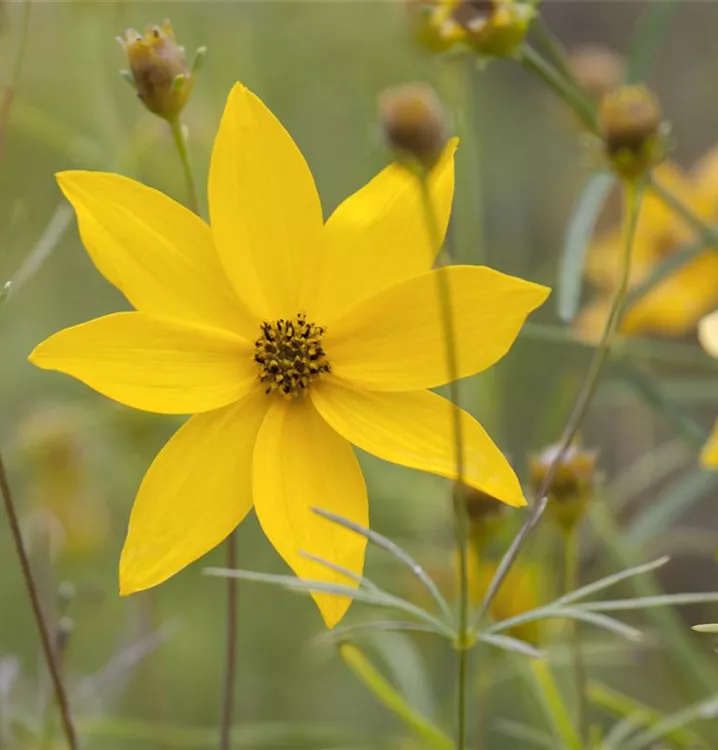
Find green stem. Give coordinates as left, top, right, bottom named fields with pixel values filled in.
left=418, top=175, right=468, bottom=750
left=476, top=180, right=643, bottom=625
left=0, top=452, right=78, bottom=750
left=589, top=500, right=718, bottom=738
left=531, top=16, right=574, bottom=81
left=564, top=529, right=588, bottom=746
left=219, top=533, right=238, bottom=750
left=521, top=320, right=718, bottom=371
left=0, top=0, right=31, bottom=165
left=168, top=117, right=200, bottom=214
left=519, top=46, right=599, bottom=135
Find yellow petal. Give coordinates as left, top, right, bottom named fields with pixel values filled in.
left=700, top=420, right=718, bottom=468
left=307, top=140, right=456, bottom=322
left=120, top=393, right=268, bottom=594
left=698, top=309, right=718, bottom=358
left=622, top=253, right=718, bottom=338
left=208, top=83, right=324, bottom=320
left=30, top=312, right=256, bottom=414
left=57, top=171, right=256, bottom=337
left=311, top=380, right=525, bottom=507
left=325, top=265, right=549, bottom=391
left=253, top=397, right=368, bottom=627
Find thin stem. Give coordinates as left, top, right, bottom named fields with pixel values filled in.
left=418, top=174, right=468, bottom=750
left=531, top=16, right=573, bottom=81
left=168, top=117, right=200, bottom=215
left=519, top=46, right=599, bottom=136
left=219, top=532, right=238, bottom=750
left=476, top=180, right=642, bottom=625
left=0, top=0, right=31, bottom=165
left=0, top=451, right=78, bottom=749
left=564, top=530, right=588, bottom=746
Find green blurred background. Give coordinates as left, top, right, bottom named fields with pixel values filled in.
left=3, top=1, right=718, bottom=748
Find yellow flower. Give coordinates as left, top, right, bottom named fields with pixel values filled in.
left=15, top=405, right=109, bottom=558
left=408, top=0, right=533, bottom=57
left=577, top=156, right=718, bottom=341
left=466, top=548, right=543, bottom=644
left=696, top=310, right=718, bottom=468
left=30, top=83, right=549, bottom=627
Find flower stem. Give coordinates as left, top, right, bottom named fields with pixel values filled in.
left=476, top=180, right=642, bottom=625
left=418, top=174, right=468, bottom=750
left=0, top=0, right=31, bottom=165
left=564, top=529, right=588, bottom=745
left=0, top=451, right=78, bottom=750
left=168, top=116, right=200, bottom=215
left=219, top=532, right=238, bottom=750
left=519, top=46, right=599, bottom=136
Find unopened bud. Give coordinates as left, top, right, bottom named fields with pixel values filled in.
left=528, top=443, right=598, bottom=533
left=454, top=481, right=509, bottom=546
left=117, top=20, right=195, bottom=121
left=599, top=85, right=664, bottom=180
left=452, top=0, right=534, bottom=58
left=379, top=83, right=449, bottom=171
left=568, top=46, right=625, bottom=103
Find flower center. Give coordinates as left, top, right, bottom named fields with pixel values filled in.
left=254, top=313, right=331, bottom=399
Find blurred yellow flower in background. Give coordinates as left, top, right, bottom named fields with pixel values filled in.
left=30, top=83, right=548, bottom=627
left=696, top=309, right=718, bottom=467
left=15, top=405, right=109, bottom=559
left=466, top=547, right=543, bottom=644
left=577, top=152, right=718, bottom=341
left=407, top=0, right=533, bottom=58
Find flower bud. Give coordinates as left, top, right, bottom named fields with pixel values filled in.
left=599, top=85, right=664, bottom=181
left=528, top=442, right=598, bottom=533
left=454, top=481, right=509, bottom=546
left=568, top=46, right=625, bottom=103
left=452, top=0, right=534, bottom=58
left=117, top=20, right=194, bottom=121
left=378, top=83, right=449, bottom=171
left=405, top=0, right=461, bottom=53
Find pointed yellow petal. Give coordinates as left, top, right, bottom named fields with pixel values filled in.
left=325, top=266, right=550, bottom=391
left=312, top=381, right=525, bottom=508
left=307, top=140, right=456, bottom=322
left=120, top=393, right=268, bottom=594
left=701, top=420, right=718, bottom=469
left=30, top=312, right=256, bottom=414
left=622, top=253, right=718, bottom=338
left=208, top=83, right=324, bottom=319
left=253, top=398, right=368, bottom=627
left=698, top=309, right=718, bottom=358
left=57, top=171, right=256, bottom=336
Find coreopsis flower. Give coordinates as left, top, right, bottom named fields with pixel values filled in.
left=16, top=405, right=109, bottom=558
left=466, top=549, right=543, bottom=643
left=528, top=443, right=598, bottom=533
left=407, top=0, right=533, bottom=58
left=118, top=20, right=194, bottom=121
left=577, top=156, right=718, bottom=342
left=30, top=83, right=548, bottom=627
left=697, top=311, right=718, bottom=468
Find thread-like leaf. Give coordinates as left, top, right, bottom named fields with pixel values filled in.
left=557, top=172, right=614, bottom=322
